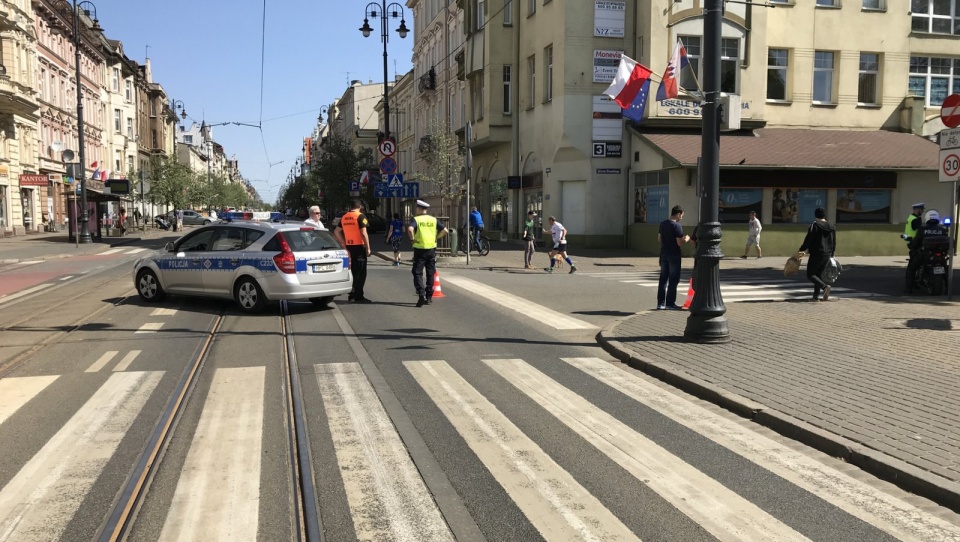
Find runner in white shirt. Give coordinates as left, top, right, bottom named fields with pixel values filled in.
left=542, top=216, right=577, bottom=274
left=304, top=205, right=325, bottom=229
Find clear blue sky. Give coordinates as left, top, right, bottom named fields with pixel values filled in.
left=94, top=0, right=415, bottom=205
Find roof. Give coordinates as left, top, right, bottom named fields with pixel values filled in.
left=635, top=128, right=939, bottom=170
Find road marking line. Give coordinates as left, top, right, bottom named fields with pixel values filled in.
left=112, top=350, right=142, bottom=372
left=124, top=248, right=146, bottom=254
left=135, top=322, right=164, bottom=334
left=316, top=363, right=453, bottom=541
left=158, top=367, right=265, bottom=541
left=59, top=276, right=73, bottom=281
left=85, top=351, right=119, bottom=373
left=0, top=284, right=50, bottom=305
left=14, top=261, right=41, bottom=266
left=563, top=358, right=960, bottom=542
left=99, top=248, right=123, bottom=255
left=487, top=359, right=807, bottom=542
left=0, top=376, right=59, bottom=426
left=150, top=308, right=178, bottom=316
left=441, top=275, right=596, bottom=330
left=0, top=371, right=163, bottom=542
left=405, top=360, right=637, bottom=541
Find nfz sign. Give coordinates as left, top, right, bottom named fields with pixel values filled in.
left=592, top=142, right=622, bottom=158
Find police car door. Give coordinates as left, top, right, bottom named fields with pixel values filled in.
left=205, top=226, right=247, bottom=295
left=162, top=228, right=216, bottom=293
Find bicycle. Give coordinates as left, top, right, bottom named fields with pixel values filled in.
left=458, top=227, right=491, bottom=256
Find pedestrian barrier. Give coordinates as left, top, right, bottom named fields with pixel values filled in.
left=432, top=272, right=446, bottom=298
left=682, top=278, right=695, bottom=309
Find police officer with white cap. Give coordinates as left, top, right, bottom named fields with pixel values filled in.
left=407, top=200, right=447, bottom=307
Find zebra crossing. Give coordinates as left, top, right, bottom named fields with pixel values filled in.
left=0, top=357, right=957, bottom=541
left=98, top=247, right=147, bottom=256
left=580, top=271, right=883, bottom=302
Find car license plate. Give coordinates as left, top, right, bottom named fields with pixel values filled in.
left=312, top=263, right=336, bottom=273
left=933, top=266, right=945, bottom=274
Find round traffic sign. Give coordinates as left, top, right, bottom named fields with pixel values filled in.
left=378, top=139, right=396, bottom=157
left=379, top=157, right=397, bottom=174
left=940, top=94, right=960, bottom=128
left=943, top=153, right=960, bottom=178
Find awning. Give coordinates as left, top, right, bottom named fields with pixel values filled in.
left=62, top=187, right=123, bottom=201
left=631, top=127, right=939, bottom=170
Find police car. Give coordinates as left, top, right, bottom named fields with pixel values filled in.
left=132, top=220, right=352, bottom=312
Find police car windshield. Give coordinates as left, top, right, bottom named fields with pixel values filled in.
left=280, top=229, right=341, bottom=252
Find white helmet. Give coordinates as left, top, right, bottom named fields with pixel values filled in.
left=924, top=209, right=940, bottom=223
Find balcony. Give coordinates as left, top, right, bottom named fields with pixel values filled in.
left=418, top=68, right=436, bottom=92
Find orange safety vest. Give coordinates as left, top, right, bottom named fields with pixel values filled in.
left=340, top=210, right=365, bottom=246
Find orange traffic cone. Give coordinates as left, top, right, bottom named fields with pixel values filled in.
left=682, top=278, right=695, bottom=309
left=432, top=272, right=446, bottom=298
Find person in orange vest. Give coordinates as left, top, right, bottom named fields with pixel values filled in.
left=334, top=200, right=372, bottom=303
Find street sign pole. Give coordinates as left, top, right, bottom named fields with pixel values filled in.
left=465, top=122, right=472, bottom=264
left=950, top=179, right=959, bottom=300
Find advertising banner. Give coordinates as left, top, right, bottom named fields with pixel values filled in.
left=594, top=1, right=626, bottom=37
left=593, top=50, right=623, bottom=83
left=719, top=188, right=762, bottom=223
left=835, top=189, right=891, bottom=223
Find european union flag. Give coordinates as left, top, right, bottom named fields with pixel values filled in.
left=622, top=78, right=650, bottom=123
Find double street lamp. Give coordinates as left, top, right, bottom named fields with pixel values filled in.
left=359, top=1, right=408, bottom=141
left=62, top=0, right=101, bottom=243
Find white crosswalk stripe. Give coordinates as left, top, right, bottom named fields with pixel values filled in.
left=442, top=274, right=596, bottom=329
left=0, top=376, right=58, bottom=425
left=579, top=271, right=882, bottom=302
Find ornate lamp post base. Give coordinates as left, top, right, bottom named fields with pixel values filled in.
left=684, top=222, right=730, bottom=343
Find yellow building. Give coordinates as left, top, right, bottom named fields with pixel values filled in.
left=455, top=0, right=955, bottom=255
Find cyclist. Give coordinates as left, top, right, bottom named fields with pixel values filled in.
left=469, top=206, right=485, bottom=253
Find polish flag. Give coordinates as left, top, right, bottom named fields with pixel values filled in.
left=603, top=55, right=653, bottom=110
left=656, top=38, right=691, bottom=101
left=90, top=161, right=101, bottom=181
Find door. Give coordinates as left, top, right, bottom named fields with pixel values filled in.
left=204, top=227, right=249, bottom=295
left=561, top=181, right=586, bottom=235
left=162, top=228, right=215, bottom=293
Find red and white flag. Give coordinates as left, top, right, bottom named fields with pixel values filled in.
left=603, top=55, right=653, bottom=110
left=656, top=38, right=691, bottom=101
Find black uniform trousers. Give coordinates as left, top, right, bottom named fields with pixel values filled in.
left=347, top=245, right=368, bottom=299
left=411, top=247, right=437, bottom=299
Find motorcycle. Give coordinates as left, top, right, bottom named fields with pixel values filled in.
left=909, top=240, right=950, bottom=296
left=154, top=216, right=171, bottom=231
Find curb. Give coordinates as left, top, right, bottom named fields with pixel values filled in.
left=0, top=234, right=157, bottom=265
left=595, top=324, right=960, bottom=514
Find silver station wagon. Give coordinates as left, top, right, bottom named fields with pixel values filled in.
left=133, top=221, right=352, bottom=312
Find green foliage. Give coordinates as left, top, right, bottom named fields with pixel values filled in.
left=279, top=134, right=378, bottom=216
left=418, top=118, right=465, bottom=202
left=146, top=155, right=198, bottom=210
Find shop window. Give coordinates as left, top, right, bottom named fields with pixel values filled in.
left=633, top=171, right=669, bottom=224
left=488, top=179, right=508, bottom=231
left=773, top=188, right=827, bottom=224
left=836, top=189, right=891, bottom=223
left=719, top=188, right=762, bottom=223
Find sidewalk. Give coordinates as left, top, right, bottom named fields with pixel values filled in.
left=0, top=226, right=166, bottom=264
left=420, top=239, right=960, bottom=512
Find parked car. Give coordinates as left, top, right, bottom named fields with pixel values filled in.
left=165, top=209, right=213, bottom=226
left=133, top=221, right=352, bottom=312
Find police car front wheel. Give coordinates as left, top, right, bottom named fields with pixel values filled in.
left=234, top=277, right=267, bottom=313
left=136, top=269, right=165, bottom=302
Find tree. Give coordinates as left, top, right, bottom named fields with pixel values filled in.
left=307, top=134, right=377, bottom=217
left=147, top=155, right=198, bottom=210
left=418, top=117, right=465, bottom=223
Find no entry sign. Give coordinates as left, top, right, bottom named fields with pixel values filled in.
left=941, top=94, right=960, bottom=128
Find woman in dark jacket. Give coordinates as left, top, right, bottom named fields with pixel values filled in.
left=798, top=207, right=837, bottom=301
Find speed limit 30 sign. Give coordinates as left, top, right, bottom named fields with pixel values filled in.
left=941, top=151, right=960, bottom=182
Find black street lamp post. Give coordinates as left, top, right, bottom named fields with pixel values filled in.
left=684, top=0, right=730, bottom=343
left=359, top=1, right=408, bottom=141
left=317, top=105, right=329, bottom=125
left=70, top=0, right=100, bottom=243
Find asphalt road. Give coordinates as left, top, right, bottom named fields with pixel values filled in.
left=0, top=240, right=958, bottom=541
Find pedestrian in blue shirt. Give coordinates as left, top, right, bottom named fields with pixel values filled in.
left=386, top=213, right=405, bottom=266
left=469, top=206, right=484, bottom=253
left=657, top=205, right=691, bottom=310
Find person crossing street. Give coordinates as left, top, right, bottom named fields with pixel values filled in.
left=408, top=200, right=447, bottom=307
left=334, top=200, right=372, bottom=303
left=542, top=216, right=577, bottom=273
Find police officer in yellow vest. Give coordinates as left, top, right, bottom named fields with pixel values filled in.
left=903, top=202, right=925, bottom=293
left=334, top=200, right=372, bottom=303
left=407, top=199, right=447, bottom=307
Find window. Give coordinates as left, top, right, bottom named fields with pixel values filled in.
left=720, top=38, right=740, bottom=94
left=150, top=100, right=157, bottom=117
left=680, top=36, right=700, bottom=93
left=502, top=65, right=512, bottom=114
left=50, top=74, right=57, bottom=104
left=39, top=68, right=46, bottom=101
left=127, top=155, right=134, bottom=174
left=504, top=0, right=513, bottom=24
left=477, top=0, right=485, bottom=26
left=152, top=129, right=158, bottom=148
left=863, top=0, right=884, bottom=9
left=527, top=55, right=536, bottom=106
left=816, top=0, right=837, bottom=5
left=125, top=80, right=133, bottom=101
left=472, top=72, right=485, bottom=120
left=858, top=53, right=880, bottom=104
left=528, top=0, right=536, bottom=16
left=767, top=49, right=789, bottom=100
left=184, top=134, right=193, bottom=144
left=112, top=68, right=119, bottom=91
left=544, top=45, right=553, bottom=101
left=911, top=0, right=960, bottom=34
left=115, top=150, right=121, bottom=172
left=909, top=56, right=960, bottom=106
left=114, top=109, right=121, bottom=132
left=127, top=118, right=134, bottom=138
left=813, top=51, right=835, bottom=103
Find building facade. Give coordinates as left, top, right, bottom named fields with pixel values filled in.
left=0, top=0, right=40, bottom=236
left=453, top=0, right=955, bottom=255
